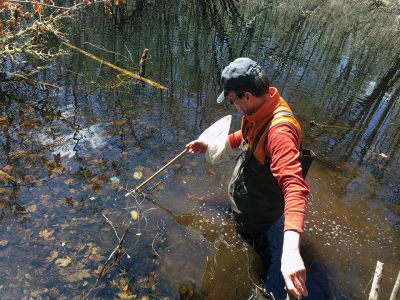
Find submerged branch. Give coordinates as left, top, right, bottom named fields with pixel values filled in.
left=85, top=221, right=131, bottom=299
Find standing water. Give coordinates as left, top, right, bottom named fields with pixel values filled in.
left=0, top=0, right=399, bottom=299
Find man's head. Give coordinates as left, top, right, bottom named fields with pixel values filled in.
left=216, top=58, right=270, bottom=105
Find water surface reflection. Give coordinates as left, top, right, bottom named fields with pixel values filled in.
left=0, top=0, right=399, bottom=299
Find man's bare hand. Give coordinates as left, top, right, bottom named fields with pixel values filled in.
left=281, top=231, right=308, bottom=298
left=185, top=140, right=208, bottom=154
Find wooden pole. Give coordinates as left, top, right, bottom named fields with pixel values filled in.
left=369, top=260, right=384, bottom=300
left=390, top=270, right=400, bottom=300
left=125, top=149, right=188, bottom=197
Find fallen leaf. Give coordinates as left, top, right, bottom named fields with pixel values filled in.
left=92, top=184, right=102, bottom=193
left=32, top=1, right=41, bottom=13
left=39, top=229, right=54, bottom=240
left=46, top=250, right=58, bottom=262
left=119, top=277, right=129, bottom=291
left=141, top=296, right=150, bottom=300
left=0, top=116, right=8, bottom=125
left=55, top=256, right=71, bottom=267
left=0, top=240, right=8, bottom=247
left=26, top=204, right=37, bottom=213
left=114, top=119, right=126, bottom=126
left=3, top=165, right=12, bottom=172
left=0, top=188, right=9, bottom=195
left=65, top=269, right=91, bottom=282
left=207, top=168, right=217, bottom=176
left=64, top=178, right=75, bottom=185
left=40, top=194, right=51, bottom=202
left=30, top=290, right=42, bottom=297
left=133, top=172, right=142, bottom=180
left=130, top=210, right=138, bottom=220
left=117, top=292, right=136, bottom=299
left=0, top=170, right=15, bottom=184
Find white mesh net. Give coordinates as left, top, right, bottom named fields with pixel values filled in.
left=198, top=115, right=235, bottom=164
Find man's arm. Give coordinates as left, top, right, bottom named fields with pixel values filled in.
left=266, top=123, right=310, bottom=298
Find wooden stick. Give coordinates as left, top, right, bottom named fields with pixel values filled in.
left=62, top=41, right=168, bottom=91
left=390, top=270, right=400, bottom=300
left=369, top=260, right=384, bottom=300
left=125, top=149, right=188, bottom=197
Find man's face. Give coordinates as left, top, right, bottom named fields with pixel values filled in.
left=226, top=91, right=253, bottom=115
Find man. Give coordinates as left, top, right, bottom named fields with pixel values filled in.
left=186, top=58, right=310, bottom=299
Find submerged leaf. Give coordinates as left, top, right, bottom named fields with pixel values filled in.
left=117, top=292, right=136, bottom=299
left=26, top=204, right=37, bottom=213
left=65, top=269, right=91, bottom=282
left=114, top=119, right=126, bottom=126
left=39, top=229, right=54, bottom=240
left=133, top=172, right=143, bottom=180
left=46, top=250, right=58, bottom=262
left=32, top=1, right=41, bottom=13
left=55, top=256, right=71, bottom=267
left=0, top=170, right=15, bottom=184
left=119, top=277, right=129, bottom=291
left=130, top=210, right=138, bottom=220
left=64, top=178, right=75, bottom=185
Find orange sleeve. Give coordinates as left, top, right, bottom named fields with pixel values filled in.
left=228, top=130, right=242, bottom=149
left=265, top=123, right=310, bottom=233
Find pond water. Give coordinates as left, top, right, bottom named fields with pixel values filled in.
left=0, top=0, right=399, bottom=299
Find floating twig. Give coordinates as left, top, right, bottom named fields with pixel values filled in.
left=309, top=120, right=362, bottom=131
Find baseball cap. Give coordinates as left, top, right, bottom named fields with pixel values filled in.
left=216, top=57, right=261, bottom=103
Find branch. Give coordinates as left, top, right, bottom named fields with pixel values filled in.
left=9, top=0, right=70, bottom=11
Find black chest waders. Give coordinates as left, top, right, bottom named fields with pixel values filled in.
left=228, top=111, right=315, bottom=235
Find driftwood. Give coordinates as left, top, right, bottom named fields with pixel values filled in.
left=62, top=41, right=167, bottom=90
left=139, top=48, right=149, bottom=78
left=368, top=260, right=384, bottom=300
left=390, top=270, right=400, bottom=300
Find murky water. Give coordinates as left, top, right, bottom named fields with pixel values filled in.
left=0, top=0, right=399, bottom=299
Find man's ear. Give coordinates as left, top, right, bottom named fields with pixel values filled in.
left=243, top=91, right=252, bottom=101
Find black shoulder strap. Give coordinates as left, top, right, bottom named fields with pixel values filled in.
left=250, top=110, right=294, bottom=155
left=239, top=110, right=295, bottom=166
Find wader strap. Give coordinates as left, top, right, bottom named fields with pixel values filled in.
left=238, top=110, right=295, bottom=168
left=252, top=110, right=295, bottom=156
left=237, top=115, right=275, bottom=168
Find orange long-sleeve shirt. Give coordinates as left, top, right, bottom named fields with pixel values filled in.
left=228, top=123, right=309, bottom=233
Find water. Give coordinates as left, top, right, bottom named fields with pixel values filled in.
left=0, top=0, right=399, bottom=299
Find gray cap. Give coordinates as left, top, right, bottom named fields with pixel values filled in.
left=216, top=57, right=261, bottom=103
